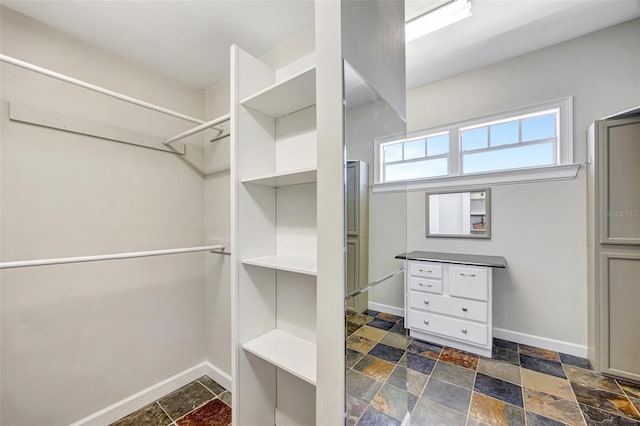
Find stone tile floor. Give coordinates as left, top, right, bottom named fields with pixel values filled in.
left=346, top=309, right=640, bottom=426
left=110, top=310, right=640, bottom=426
left=110, top=376, right=231, bottom=426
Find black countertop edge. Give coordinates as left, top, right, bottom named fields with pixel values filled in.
left=395, top=251, right=506, bottom=268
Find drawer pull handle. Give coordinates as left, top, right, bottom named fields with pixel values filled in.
left=424, top=300, right=430, bottom=305
left=462, top=328, right=468, bottom=334
left=460, top=273, right=476, bottom=277
left=423, top=320, right=429, bottom=325
left=419, top=269, right=433, bottom=273
left=462, top=307, right=468, bottom=312
left=418, top=283, right=433, bottom=287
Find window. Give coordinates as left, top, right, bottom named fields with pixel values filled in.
left=460, top=110, right=557, bottom=174
left=381, top=132, right=449, bottom=182
left=376, top=98, right=576, bottom=188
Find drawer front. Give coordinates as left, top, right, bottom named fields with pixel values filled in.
left=409, top=262, right=443, bottom=279
left=449, top=266, right=489, bottom=301
left=409, top=277, right=443, bottom=294
left=409, top=291, right=488, bottom=323
left=410, top=310, right=488, bottom=346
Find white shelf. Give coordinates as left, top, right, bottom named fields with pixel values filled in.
left=241, top=167, right=317, bottom=187
left=241, top=66, right=316, bottom=118
left=242, top=255, right=317, bottom=276
left=242, top=329, right=317, bottom=385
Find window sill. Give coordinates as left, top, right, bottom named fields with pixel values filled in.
left=371, top=163, right=581, bottom=193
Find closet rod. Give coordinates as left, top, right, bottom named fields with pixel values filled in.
left=0, top=244, right=226, bottom=270
left=0, top=54, right=205, bottom=125
left=164, top=114, right=230, bottom=146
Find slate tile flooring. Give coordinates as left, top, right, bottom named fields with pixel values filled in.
left=110, top=376, right=231, bottom=426
left=346, top=310, right=640, bottom=425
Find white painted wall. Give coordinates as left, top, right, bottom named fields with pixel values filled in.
left=0, top=7, right=208, bottom=425
left=370, top=18, right=640, bottom=350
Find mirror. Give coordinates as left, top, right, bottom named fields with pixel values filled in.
left=343, top=60, right=409, bottom=425
left=426, top=189, right=491, bottom=238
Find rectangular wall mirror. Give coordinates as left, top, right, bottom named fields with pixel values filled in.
left=426, top=189, right=491, bottom=238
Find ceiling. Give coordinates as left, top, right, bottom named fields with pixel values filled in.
left=3, top=0, right=640, bottom=91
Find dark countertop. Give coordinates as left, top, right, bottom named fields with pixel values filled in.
left=395, top=251, right=506, bottom=268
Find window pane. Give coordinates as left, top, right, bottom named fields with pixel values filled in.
left=490, top=121, right=519, bottom=147
left=385, top=158, right=448, bottom=181
left=522, top=113, right=556, bottom=142
left=461, top=127, right=488, bottom=151
left=427, top=134, right=449, bottom=156
left=404, top=139, right=425, bottom=160
left=383, top=142, right=402, bottom=162
left=462, top=142, right=554, bottom=174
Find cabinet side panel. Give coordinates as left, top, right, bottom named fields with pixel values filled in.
left=237, top=352, right=277, bottom=426
left=232, top=45, right=279, bottom=425
left=239, top=110, right=276, bottom=180
left=238, top=49, right=275, bottom=100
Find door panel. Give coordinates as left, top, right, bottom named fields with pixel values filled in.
left=600, top=253, right=640, bottom=382
left=600, top=119, right=640, bottom=244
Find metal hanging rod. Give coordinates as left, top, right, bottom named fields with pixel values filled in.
left=164, top=114, right=230, bottom=147
left=0, top=244, right=227, bottom=270
left=0, top=54, right=205, bottom=125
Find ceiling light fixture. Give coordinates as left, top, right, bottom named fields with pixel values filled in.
left=405, top=0, right=473, bottom=42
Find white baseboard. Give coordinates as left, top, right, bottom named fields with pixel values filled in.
left=368, top=302, right=404, bottom=318
left=70, top=361, right=231, bottom=426
left=493, top=327, right=587, bottom=358
left=366, top=302, right=588, bottom=359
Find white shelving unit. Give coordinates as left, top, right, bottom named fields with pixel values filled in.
left=242, top=329, right=317, bottom=385
left=231, top=45, right=317, bottom=426
left=242, top=255, right=317, bottom=276
left=241, top=167, right=317, bottom=187
left=240, top=66, right=316, bottom=118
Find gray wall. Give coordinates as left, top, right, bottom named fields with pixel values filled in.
left=370, top=18, right=640, bottom=350
left=0, top=8, right=208, bottom=425
left=341, top=0, right=406, bottom=118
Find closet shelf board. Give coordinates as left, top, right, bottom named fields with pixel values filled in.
left=240, top=66, right=316, bottom=118
left=242, top=255, right=317, bottom=276
left=242, top=329, right=317, bottom=385
left=241, top=168, right=317, bottom=187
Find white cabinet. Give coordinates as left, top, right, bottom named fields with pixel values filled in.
left=401, top=252, right=505, bottom=358
left=231, top=46, right=317, bottom=425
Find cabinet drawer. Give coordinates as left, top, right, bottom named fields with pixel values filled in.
left=409, top=262, right=443, bottom=279
left=409, top=291, right=488, bottom=323
left=408, top=277, right=443, bottom=294
left=410, top=310, right=488, bottom=346
left=449, top=266, right=488, bottom=301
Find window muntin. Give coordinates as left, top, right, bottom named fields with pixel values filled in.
left=377, top=99, right=571, bottom=185
left=380, top=132, right=449, bottom=182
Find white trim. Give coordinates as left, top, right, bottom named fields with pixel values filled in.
left=69, top=361, right=231, bottom=426
left=372, top=163, right=580, bottom=193
left=368, top=301, right=405, bottom=318
left=493, top=327, right=587, bottom=358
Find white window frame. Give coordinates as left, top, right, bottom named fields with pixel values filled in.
left=378, top=130, right=450, bottom=183
left=374, top=97, right=579, bottom=192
